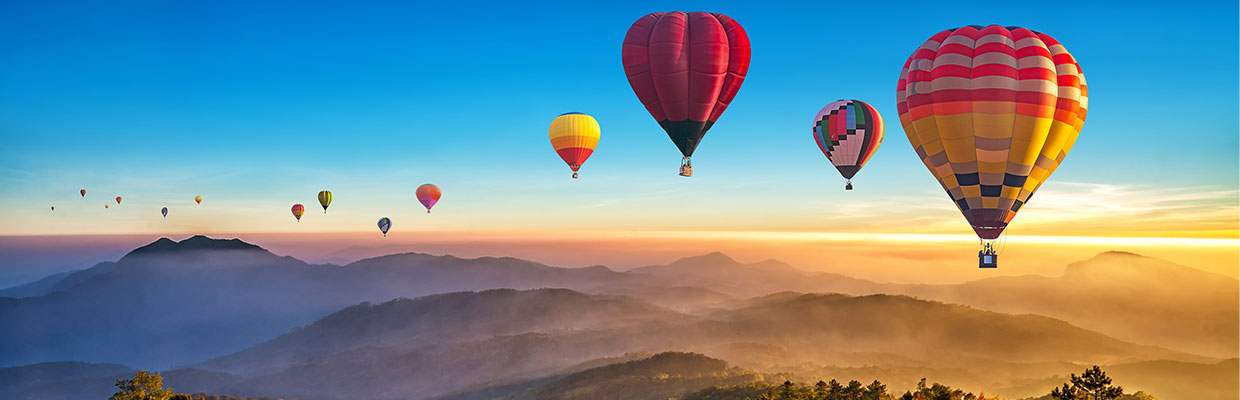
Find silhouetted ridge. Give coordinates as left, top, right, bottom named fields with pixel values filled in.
left=124, top=235, right=265, bottom=258
left=671, top=252, right=736, bottom=266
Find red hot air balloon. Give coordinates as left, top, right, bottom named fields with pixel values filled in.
left=291, top=204, right=305, bottom=222
left=416, top=184, right=441, bottom=213
left=622, top=11, right=751, bottom=176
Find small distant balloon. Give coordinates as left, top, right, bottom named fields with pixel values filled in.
left=50, top=206, right=55, bottom=211
left=377, top=217, right=391, bottom=237
left=115, top=196, right=122, bottom=205
left=416, top=184, right=441, bottom=213
left=80, top=189, right=86, bottom=197
left=105, top=204, right=109, bottom=209
left=291, top=204, right=305, bottom=222
left=195, top=195, right=203, bottom=204
left=161, top=207, right=168, bottom=218
left=318, top=191, right=333, bottom=213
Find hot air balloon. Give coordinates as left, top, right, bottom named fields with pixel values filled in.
left=80, top=189, right=86, bottom=197
left=161, top=207, right=168, bottom=218
left=813, top=100, right=885, bottom=190
left=115, top=197, right=122, bottom=205
left=195, top=195, right=203, bottom=204
left=377, top=217, right=391, bottom=237
left=416, top=184, right=440, bottom=213
left=105, top=204, right=109, bottom=209
left=622, top=11, right=751, bottom=177
left=318, top=191, right=332, bottom=213
left=548, top=113, right=600, bottom=179
left=291, top=204, right=305, bottom=222
left=896, top=25, right=1087, bottom=268
left=50, top=206, right=54, bottom=211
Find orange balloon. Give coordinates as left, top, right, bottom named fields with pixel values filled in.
left=416, top=184, right=441, bottom=213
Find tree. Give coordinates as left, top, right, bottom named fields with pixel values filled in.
left=1050, top=366, right=1124, bottom=400
left=862, top=380, right=890, bottom=400
left=827, top=379, right=845, bottom=400
left=110, top=371, right=181, bottom=400
left=778, top=380, right=797, bottom=400
left=844, top=380, right=864, bottom=400
left=815, top=380, right=830, bottom=400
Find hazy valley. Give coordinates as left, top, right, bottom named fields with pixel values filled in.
left=1, top=236, right=1235, bottom=400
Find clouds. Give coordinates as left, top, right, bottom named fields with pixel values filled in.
left=1012, top=182, right=1238, bottom=237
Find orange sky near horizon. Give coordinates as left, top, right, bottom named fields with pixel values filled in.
left=5, top=230, right=1235, bottom=285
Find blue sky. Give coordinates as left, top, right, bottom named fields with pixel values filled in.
left=1, top=0, right=1236, bottom=237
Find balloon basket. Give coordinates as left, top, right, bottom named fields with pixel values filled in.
left=978, top=253, right=998, bottom=268
left=679, top=157, right=693, bottom=177
left=845, top=180, right=853, bottom=191
left=572, top=172, right=579, bottom=179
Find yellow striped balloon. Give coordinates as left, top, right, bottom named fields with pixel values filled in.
left=318, top=190, right=332, bottom=213
left=548, top=112, right=600, bottom=179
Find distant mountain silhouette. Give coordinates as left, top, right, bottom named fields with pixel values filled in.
left=199, top=288, right=685, bottom=374
left=895, top=251, right=1239, bottom=357
left=0, top=361, right=131, bottom=398
left=0, top=236, right=332, bottom=368
left=124, top=235, right=265, bottom=257
left=0, top=266, right=93, bottom=298
left=622, top=252, right=886, bottom=298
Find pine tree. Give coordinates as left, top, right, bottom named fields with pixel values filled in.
left=828, top=379, right=845, bottom=400
left=1050, top=366, right=1124, bottom=400
left=862, top=380, right=888, bottom=400
left=844, top=380, right=865, bottom=400
left=815, top=380, right=830, bottom=400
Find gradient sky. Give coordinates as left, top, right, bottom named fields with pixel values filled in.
left=1, top=1, right=1236, bottom=280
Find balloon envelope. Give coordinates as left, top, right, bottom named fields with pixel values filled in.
left=318, top=191, right=332, bottom=212
left=377, top=217, right=391, bottom=236
left=161, top=207, right=168, bottom=218
left=195, top=195, right=203, bottom=204
left=416, top=184, right=441, bottom=213
left=813, top=100, right=884, bottom=184
left=548, top=113, right=600, bottom=178
left=291, top=204, right=305, bottom=221
left=896, top=25, right=1087, bottom=239
left=622, top=11, right=751, bottom=165
left=115, top=197, right=122, bottom=204
left=80, top=189, right=86, bottom=197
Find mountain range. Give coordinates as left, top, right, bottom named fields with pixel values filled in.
left=0, top=235, right=1235, bottom=399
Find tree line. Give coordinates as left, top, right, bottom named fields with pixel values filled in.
left=680, top=366, right=1153, bottom=400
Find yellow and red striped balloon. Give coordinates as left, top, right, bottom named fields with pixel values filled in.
left=896, top=25, right=1087, bottom=240
left=548, top=112, right=600, bottom=179
left=291, top=204, right=305, bottom=222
